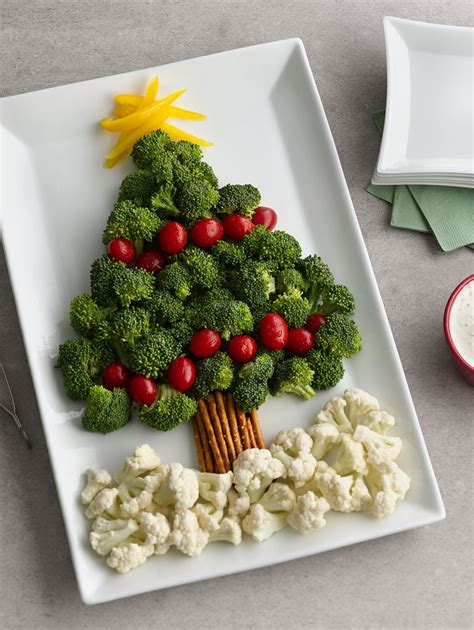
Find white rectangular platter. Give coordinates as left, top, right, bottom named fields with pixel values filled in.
left=1, top=39, right=445, bottom=605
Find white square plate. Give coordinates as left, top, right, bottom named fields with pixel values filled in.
left=374, top=17, right=474, bottom=185
left=1, top=39, right=445, bottom=605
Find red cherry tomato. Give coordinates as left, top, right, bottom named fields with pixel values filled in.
left=135, top=249, right=167, bottom=274
left=252, top=206, right=278, bottom=231
left=227, top=335, right=258, bottom=363
left=167, top=357, right=196, bottom=392
left=306, top=314, right=327, bottom=335
left=107, top=237, right=135, bottom=264
left=191, top=219, right=224, bottom=249
left=259, top=313, right=289, bottom=350
left=190, top=329, right=222, bottom=358
left=222, top=214, right=254, bottom=241
left=158, top=221, right=187, bottom=254
left=128, top=375, right=157, bottom=406
left=102, top=363, right=132, bottom=390
left=286, top=328, right=315, bottom=355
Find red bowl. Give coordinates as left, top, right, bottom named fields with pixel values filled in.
left=443, top=274, right=474, bottom=386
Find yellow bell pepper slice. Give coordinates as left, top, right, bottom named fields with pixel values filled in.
left=140, top=76, right=158, bottom=108
left=106, top=106, right=172, bottom=159
left=168, top=106, right=207, bottom=120
left=114, top=94, right=206, bottom=120
left=114, top=94, right=143, bottom=107
left=161, top=122, right=213, bottom=146
left=101, top=89, right=185, bottom=132
left=114, top=102, right=137, bottom=118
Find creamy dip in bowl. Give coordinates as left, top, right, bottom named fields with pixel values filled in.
left=444, top=275, right=474, bottom=385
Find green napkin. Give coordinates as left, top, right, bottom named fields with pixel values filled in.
left=368, top=110, right=474, bottom=251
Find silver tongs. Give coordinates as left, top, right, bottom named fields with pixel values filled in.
left=0, top=363, right=32, bottom=448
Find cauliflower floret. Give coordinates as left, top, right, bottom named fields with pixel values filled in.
left=117, top=474, right=164, bottom=518
left=242, top=504, right=288, bottom=542
left=193, top=502, right=224, bottom=533
left=227, top=487, right=251, bottom=518
left=287, top=492, right=330, bottom=533
left=81, top=468, right=112, bottom=505
left=313, top=463, right=355, bottom=512
left=90, top=517, right=139, bottom=556
left=106, top=542, right=154, bottom=573
left=233, top=449, right=285, bottom=503
left=350, top=475, right=372, bottom=512
left=153, top=463, right=199, bottom=509
left=259, top=482, right=296, bottom=513
left=365, top=462, right=411, bottom=518
left=315, top=397, right=353, bottom=433
left=331, top=433, right=368, bottom=476
left=114, top=444, right=161, bottom=484
left=357, top=410, right=395, bottom=435
left=343, top=388, right=379, bottom=426
left=196, top=471, right=233, bottom=509
left=307, top=423, right=341, bottom=460
left=208, top=517, right=242, bottom=545
left=353, top=425, right=402, bottom=467
left=270, top=428, right=317, bottom=488
left=138, top=511, right=171, bottom=555
left=85, top=487, right=120, bottom=520
left=169, top=509, right=209, bottom=557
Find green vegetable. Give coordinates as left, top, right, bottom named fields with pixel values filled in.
left=217, top=183, right=261, bottom=218
left=90, top=255, right=124, bottom=307
left=155, top=262, right=193, bottom=299
left=186, top=297, right=253, bottom=340
left=131, top=129, right=174, bottom=171
left=211, top=240, right=246, bottom=267
left=107, top=306, right=150, bottom=362
left=168, top=321, right=195, bottom=346
left=271, top=288, right=311, bottom=328
left=317, top=284, right=356, bottom=316
left=102, top=200, right=161, bottom=252
left=148, top=290, right=185, bottom=326
left=139, top=384, right=197, bottom=431
left=150, top=183, right=180, bottom=216
left=113, top=266, right=155, bottom=307
left=194, top=352, right=234, bottom=399
left=69, top=294, right=115, bottom=338
left=174, top=165, right=219, bottom=225
left=181, top=245, right=222, bottom=289
left=129, top=330, right=182, bottom=378
left=306, top=349, right=344, bottom=390
left=82, top=386, right=131, bottom=433
left=229, top=261, right=275, bottom=310
left=315, top=313, right=362, bottom=358
left=275, top=268, right=306, bottom=295
left=233, top=354, right=274, bottom=412
left=298, top=254, right=334, bottom=311
left=117, top=169, right=157, bottom=207
left=270, top=357, right=316, bottom=400
left=243, top=227, right=302, bottom=270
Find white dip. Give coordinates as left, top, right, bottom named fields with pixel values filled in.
left=449, top=279, right=474, bottom=368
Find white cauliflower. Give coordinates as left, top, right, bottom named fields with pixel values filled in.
left=169, top=509, right=209, bottom=557
left=227, top=487, right=251, bottom=518
left=208, top=517, right=242, bottom=545
left=365, top=462, right=411, bottom=518
left=307, top=423, right=340, bottom=460
left=114, top=444, right=161, bottom=484
left=118, top=474, right=163, bottom=518
left=343, top=387, right=379, bottom=426
left=233, top=449, right=285, bottom=503
left=357, top=410, right=395, bottom=435
left=81, top=468, right=112, bottom=505
left=287, top=492, right=330, bottom=533
left=315, top=397, right=353, bottom=433
left=313, top=462, right=355, bottom=512
left=138, top=511, right=171, bottom=555
left=153, top=463, right=199, bottom=509
left=349, top=475, right=372, bottom=512
left=85, top=487, right=120, bottom=520
left=331, top=433, right=368, bottom=476
left=270, top=428, right=317, bottom=488
left=106, top=542, right=154, bottom=573
left=353, top=425, right=402, bottom=467
left=90, top=517, right=139, bottom=556
left=242, top=504, right=288, bottom=542
left=193, top=502, right=224, bottom=533
left=259, top=482, right=296, bottom=514
left=196, top=471, right=233, bottom=509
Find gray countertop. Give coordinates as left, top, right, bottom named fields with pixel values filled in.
left=1, top=1, right=472, bottom=628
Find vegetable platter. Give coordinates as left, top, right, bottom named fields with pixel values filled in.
left=0, top=39, right=445, bottom=604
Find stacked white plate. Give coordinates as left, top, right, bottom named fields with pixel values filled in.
left=372, top=17, right=474, bottom=188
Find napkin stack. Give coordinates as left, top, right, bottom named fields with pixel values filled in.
left=368, top=111, right=474, bottom=252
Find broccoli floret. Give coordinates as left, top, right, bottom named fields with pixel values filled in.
left=129, top=330, right=182, bottom=378
left=69, top=294, right=115, bottom=338
left=271, top=288, right=311, bottom=328
left=107, top=307, right=150, bottom=363
left=232, top=354, right=275, bottom=411
left=148, top=290, right=184, bottom=326
left=269, top=357, right=316, bottom=400
left=168, top=321, right=195, bottom=346
left=228, top=261, right=275, bottom=310
left=57, top=338, right=116, bottom=400
left=171, top=140, right=204, bottom=167
left=113, top=266, right=155, bottom=307
left=139, top=384, right=197, bottom=431
left=150, top=183, right=180, bottom=216
left=315, top=313, right=362, bottom=358
left=82, top=386, right=131, bottom=433
left=243, top=226, right=302, bottom=270
left=256, top=347, right=286, bottom=365
left=197, top=161, right=219, bottom=189
left=275, top=268, right=306, bottom=294
left=90, top=255, right=125, bottom=307
left=186, top=297, right=253, bottom=340
left=216, top=184, right=261, bottom=218
left=211, top=240, right=246, bottom=267
left=317, top=284, right=356, bottom=316
left=174, top=167, right=219, bottom=225
left=155, top=262, right=193, bottom=300
left=102, top=200, right=161, bottom=252
left=194, top=352, right=234, bottom=399
left=117, top=169, right=157, bottom=207
left=181, top=245, right=222, bottom=289
left=298, top=254, right=334, bottom=311
left=306, top=349, right=344, bottom=390
left=131, top=130, right=173, bottom=171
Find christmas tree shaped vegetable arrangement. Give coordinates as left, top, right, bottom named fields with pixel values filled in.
left=57, top=129, right=362, bottom=472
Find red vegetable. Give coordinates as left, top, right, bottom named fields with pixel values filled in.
left=158, top=221, right=187, bottom=254
left=259, top=313, right=289, bottom=350
left=222, top=214, right=254, bottom=241
left=286, top=328, right=314, bottom=355
left=252, top=206, right=278, bottom=231
left=306, top=314, right=327, bottom=335
left=107, top=237, right=135, bottom=264
left=191, top=218, right=224, bottom=249
left=190, top=329, right=222, bottom=358
left=128, top=375, right=157, bottom=406
left=136, top=249, right=167, bottom=274
left=167, top=357, right=196, bottom=392
left=102, top=363, right=132, bottom=390
left=227, top=335, right=257, bottom=363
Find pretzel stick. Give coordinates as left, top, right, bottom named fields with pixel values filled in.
left=214, top=391, right=236, bottom=463
left=196, top=410, right=213, bottom=472
left=237, top=408, right=251, bottom=450
left=246, top=415, right=257, bottom=448
left=225, top=393, right=243, bottom=455
left=207, top=394, right=230, bottom=471
left=250, top=408, right=265, bottom=449
left=192, top=415, right=206, bottom=472
left=198, top=399, right=226, bottom=473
